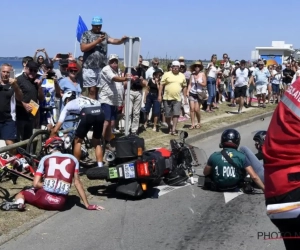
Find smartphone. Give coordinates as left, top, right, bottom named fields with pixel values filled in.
left=47, top=72, right=56, bottom=79
left=10, top=70, right=15, bottom=79
left=57, top=54, right=69, bottom=59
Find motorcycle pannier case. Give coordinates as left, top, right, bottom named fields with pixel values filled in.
left=115, top=135, right=145, bottom=158
left=140, top=151, right=166, bottom=178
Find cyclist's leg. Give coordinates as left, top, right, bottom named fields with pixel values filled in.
left=92, top=111, right=105, bottom=167
left=15, top=188, right=66, bottom=210
left=239, top=145, right=264, bottom=183
left=74, top=113, right=90, bottom=161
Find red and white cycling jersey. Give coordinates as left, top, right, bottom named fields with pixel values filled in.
left=35, top=152, right=79, bottom=195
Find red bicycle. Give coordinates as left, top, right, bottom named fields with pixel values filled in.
left=0, top=147, right=39, bottom=184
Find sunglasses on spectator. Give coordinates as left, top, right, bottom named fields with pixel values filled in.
left=38, top=57, right=43, bottom=60
left=153, top=63, right=159, bottom=65
left=29, top=68, right=38, bottom=73
left=69, top=70, right=78, bottom=73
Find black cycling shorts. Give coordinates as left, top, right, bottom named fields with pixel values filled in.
left=76, top=107, right=105, bottom=140
left=234, top=85, right=247, bottom=98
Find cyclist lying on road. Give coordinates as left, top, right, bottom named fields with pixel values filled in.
left=203, top=129, right=265, bottom=192
left=239, top=130, right=266, bottom=183
left=50, top=91, right=105, bottom=168
left=1, top=137, right=104, bottom=211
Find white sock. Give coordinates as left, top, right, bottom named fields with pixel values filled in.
left=98, top=162, right=103, bottom=168
left=15, top=198, right=24, bottom=204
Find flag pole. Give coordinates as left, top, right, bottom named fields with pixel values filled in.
left=74, top=14, right=80, bottom=58
left=74, top=38, right=77, bottom=58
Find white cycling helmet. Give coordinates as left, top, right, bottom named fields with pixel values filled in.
left=62, top=91, right=76, bottom=105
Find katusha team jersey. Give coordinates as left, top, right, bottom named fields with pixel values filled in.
left=35, top=152, right=79, bottom=195
left=263, top=78, right=300, bottom=198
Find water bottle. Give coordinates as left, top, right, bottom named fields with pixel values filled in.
left=64, top=136, right=71, bottom=149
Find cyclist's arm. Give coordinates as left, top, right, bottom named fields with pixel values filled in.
left=245, top=165, right=265, bottom=191
left=33, top=175, right=43, bottom=189
left=33, top=157, right=46, bottom=189
left=51, top=99, right=79, bottom=135
left=74, top=172, right=90, bottom=208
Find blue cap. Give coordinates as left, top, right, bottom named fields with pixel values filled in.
left=91, top=16, right=103, bottom=25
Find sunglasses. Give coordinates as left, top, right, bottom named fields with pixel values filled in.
left=29, top=68, right=38, bottom=73
left=38, top=57, right=43, bottom=60
left=153, top=63, right=159, bottom=66
left=69, top=70, right=78, bottom=73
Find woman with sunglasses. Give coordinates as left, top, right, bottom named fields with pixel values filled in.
left=33, top=48, right=50, bottom=74
left=58, top=63, right=82, bottom=135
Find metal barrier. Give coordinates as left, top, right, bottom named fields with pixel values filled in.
left=0, top=128, right=74, bottom=154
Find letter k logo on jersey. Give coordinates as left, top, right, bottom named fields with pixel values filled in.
left=48, top=158, right=71, bottom=179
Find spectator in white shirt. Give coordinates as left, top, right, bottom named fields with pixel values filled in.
left=145, top=58, right=163, bottom=80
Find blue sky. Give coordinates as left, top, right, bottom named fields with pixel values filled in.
left=4, top=0, right=300, bottom=60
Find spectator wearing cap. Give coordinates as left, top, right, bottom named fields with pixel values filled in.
left=141, top=61, right=149, bottom=71
left=99, top=54, right=132, bottom=148
left=58, top=62, right=82, bottom=134
left=231, top=60, right=252, bottom=113
left=144, top=69, right=163, bottom=132
left=0, top=63, right=23, bottom=148
left=16, top=61, right=45, bottom=140
left=158, top=61, right=187, bottom=135
left=187, top=61, right=206, bottom=129
left=251, top=60, right=270, bottom=108
left=205, top=54, right=221, bottom=112
left=178, top=56, right=185, bottom=63
left=15, top=56, right=34, bottom=78
left=80, top=15, right=128, bottom=100
left=145, top=58, right=163, bottom=81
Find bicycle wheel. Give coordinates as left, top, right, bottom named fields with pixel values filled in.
left=26, top=130, right=50, bottom=160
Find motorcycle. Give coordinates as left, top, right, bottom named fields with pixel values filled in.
left=86, top=131, right=207, bottom=198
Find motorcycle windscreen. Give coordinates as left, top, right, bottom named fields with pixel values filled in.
left=188, top=146, right=208, bottom=168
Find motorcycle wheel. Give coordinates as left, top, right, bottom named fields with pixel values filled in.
left=86, top=167, right=109, bottom=180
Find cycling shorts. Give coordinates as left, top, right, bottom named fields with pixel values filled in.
left=21, top=188, right=67, bottom=211
left=76, top=106, right=105, bottom=140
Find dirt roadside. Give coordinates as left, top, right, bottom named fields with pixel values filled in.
left=0, top=102, right=276, bottom=239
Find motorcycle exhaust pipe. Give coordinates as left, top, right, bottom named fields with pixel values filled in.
left=104, top=150, right=116, bottom=162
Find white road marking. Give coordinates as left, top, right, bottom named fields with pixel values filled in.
left=223, top=191, right=244, bottom=203
left=155, top=183, right=190, bottom=196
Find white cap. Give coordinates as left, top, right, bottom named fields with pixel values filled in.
left=172, top=61, right=180, bottom=66
left=108, top=54, right=119, bottom=61
left=142, top=60, right=149, bottom=67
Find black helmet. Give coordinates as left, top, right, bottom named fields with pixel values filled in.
left=253, top=130, right=267, bottom=146
left=219, top=129, right=241, bottom=149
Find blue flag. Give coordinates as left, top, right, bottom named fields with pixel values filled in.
left=76, top=16, right=88, bottom=42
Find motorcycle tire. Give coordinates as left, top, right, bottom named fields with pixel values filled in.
left=86, top=167, right=109, bottom=180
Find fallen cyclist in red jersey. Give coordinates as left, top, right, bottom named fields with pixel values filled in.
left=0, top=137, right=104, bottom=211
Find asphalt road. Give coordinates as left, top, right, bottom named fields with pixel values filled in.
left=0, top=116, right=285, bottom=250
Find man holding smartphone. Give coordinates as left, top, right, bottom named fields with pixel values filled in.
left=0, top=63, right=23, bottom=147
left=80, top=16, right=128, bottom=100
